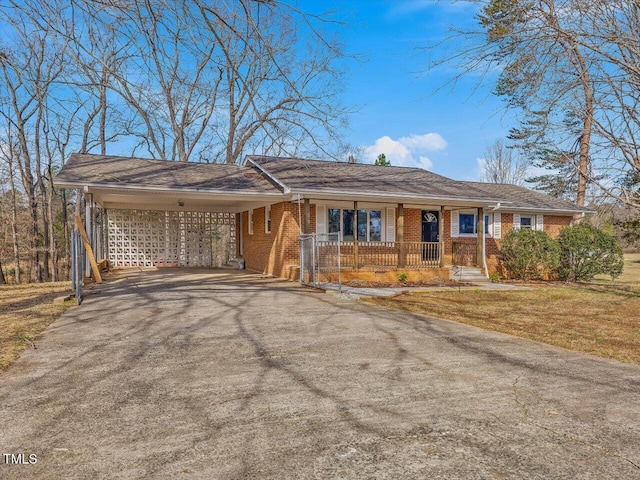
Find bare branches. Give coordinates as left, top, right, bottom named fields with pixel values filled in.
left=481, top=139, right=529, bottom=185
left=426, top=0, right=640, bottom=209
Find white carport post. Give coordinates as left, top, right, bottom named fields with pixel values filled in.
left=84, top=191, right=93, bottom=278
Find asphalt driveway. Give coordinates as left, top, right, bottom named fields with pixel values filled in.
left=1, top=269, right=639, bottom=479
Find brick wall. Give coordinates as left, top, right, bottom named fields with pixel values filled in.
left=400, top=208, right=422, bottom=242
left=241, top=201, right=574, bottom=280
left=543, top=215, right=572, bottom=237
left=241, top=201, right=315, bottom=278
left=485, top=213, right=573, bottom=274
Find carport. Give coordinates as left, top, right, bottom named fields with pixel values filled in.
left=54, top=153, right=285, bottom=272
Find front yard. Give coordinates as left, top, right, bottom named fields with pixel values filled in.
left=0, top=282, right=74, bottom=370
left=367, top=253, right=640, bottom=364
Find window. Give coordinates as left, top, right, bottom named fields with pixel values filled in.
left=328, top=208, right=340, bottom=234
left=459, top=213, right=476, bottom=235
left=342, top=209, right=355, bottom=241
left=458, top=212, right=491, bottom=236
left=265, top=205, right=271, bottom=234
left=248, top=210, right=254, bottom=235
left=327, top=208, right=383, bottom=241
left=369, top=210, right=382, bottom=241
left=520, top=216, right=533, bottom=229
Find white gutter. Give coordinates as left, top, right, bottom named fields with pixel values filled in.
left=53, top=181, right=284, bottom=199
left=290, top=188, right=508, bottom=206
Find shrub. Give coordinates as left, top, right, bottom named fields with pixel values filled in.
left=489, top=271, right=502, bottom=283
left=499, top=228, right=560, bottom=280
left=557, top=223, right=624, bottom=282
left=396, top=272, right=408, bottom=283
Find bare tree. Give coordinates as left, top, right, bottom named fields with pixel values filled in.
left=0, top=0, right=351, bottom=282
left=425, top=0, right=596, bottom=206
left=425, top=0, right=640, bottom=209
left=572, top=0, right=640, bottom=208
left=23, top=0, right=349, bottom=163
left=481, top=140, right=528, bottom=185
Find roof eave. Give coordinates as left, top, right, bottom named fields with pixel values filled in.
left=289, top=188, right=508, bottom=206
left=53, top=180, right=284, bottom=198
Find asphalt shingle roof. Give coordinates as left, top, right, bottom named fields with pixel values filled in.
left=247, top=155, right=589, bottom=212
left=247, top=155, right=497, bottom=201
left=464, top=182, right=589, bottom=213
left=56, top=154, right=282, bottom=194
left=55, top=153, right=589, bottom=213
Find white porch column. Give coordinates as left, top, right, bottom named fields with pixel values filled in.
left=477, top=207, right=485, bottom=271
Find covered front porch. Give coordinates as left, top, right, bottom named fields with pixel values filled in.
left=303, top=199, right=488, bottom=271
left=299, top=201, right=491, bottom=286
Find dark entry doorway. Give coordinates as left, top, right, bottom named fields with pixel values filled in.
left=421, top=210, right=439, bottom=261
left=421, top=210, right=439, bottom=242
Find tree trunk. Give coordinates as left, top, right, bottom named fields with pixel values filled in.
left=8, top=164, right=22, bottom=285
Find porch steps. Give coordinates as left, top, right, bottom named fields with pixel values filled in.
left=450, top=267, right=490, bottom=284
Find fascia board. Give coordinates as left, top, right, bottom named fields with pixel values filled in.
left=53, top=181, right=284, bottom=200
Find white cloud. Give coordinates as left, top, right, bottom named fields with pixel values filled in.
left=364, top=133, right=446, bottom=170
left=419, top=156, right=434, bottom=170
left=400, top=133, right=447, bottom=151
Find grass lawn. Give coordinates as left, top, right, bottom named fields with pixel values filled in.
left=367, top=253, right=640, bottom=365
left=0, top=282, right=74, bottom=371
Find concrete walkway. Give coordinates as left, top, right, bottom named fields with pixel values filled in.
left=0, top=269, right=639, bottom=479
left=318, top=281, right=531, bottom=298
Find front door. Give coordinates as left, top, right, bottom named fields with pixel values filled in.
left=421, top=210, right=439, bottom=261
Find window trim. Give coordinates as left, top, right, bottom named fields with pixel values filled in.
left=327, top=206, right=386, bottom=241
left=456, top=210, right=493, bottom=238
left=265, top=205, right=271, bottom=234
left=519, top=215, right=534, bottom=230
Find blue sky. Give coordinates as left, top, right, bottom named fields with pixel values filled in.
left=312, top=0, right=518, bottom=181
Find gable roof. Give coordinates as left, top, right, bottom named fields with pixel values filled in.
left=55, top=153, right=282, bottom=195
left=464, top=182, right=589, bottom=213
left=245, top=155, right=501, bottom=203
left=246, top=155, right=590, bottom=213
left=54, top=153, right=591, bottom=214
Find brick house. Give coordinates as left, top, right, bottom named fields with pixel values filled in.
left=55, top=154, right=590, bottom=283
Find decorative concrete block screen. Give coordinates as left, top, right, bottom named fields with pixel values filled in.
left=107, top=209, right=235, bottom=267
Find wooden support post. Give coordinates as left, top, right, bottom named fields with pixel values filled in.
left=397, top=203, right=405, bottom=268
left=75, top=214, right=102, bottom=283
left=477, top=207, right=485, bottom=270
left=439, top=205, right=445, bottom=268
left=353, top=201, right=358, bottom=269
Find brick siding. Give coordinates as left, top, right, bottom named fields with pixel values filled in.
left=241, top=201, right=574, bottom=281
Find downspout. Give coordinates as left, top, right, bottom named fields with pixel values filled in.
left=296, top=194, right=303, bottom=234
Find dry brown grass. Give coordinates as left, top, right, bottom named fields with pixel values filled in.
left=368, top=254, right=640, bottom=365
left=0, top=282, right=74, bottom=370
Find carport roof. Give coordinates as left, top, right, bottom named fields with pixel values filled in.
left=56, top=154, right=283, bottom=194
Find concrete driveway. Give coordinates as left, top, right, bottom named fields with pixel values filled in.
left=1, top=269, right=639, bottom=479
